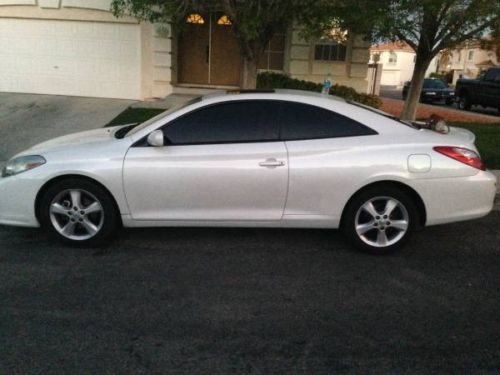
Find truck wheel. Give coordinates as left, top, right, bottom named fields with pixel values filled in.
left=458, top=94, right=471, bottom=110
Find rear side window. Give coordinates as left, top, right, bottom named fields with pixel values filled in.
left=279, top=102, right=377, bottom=141
left=163, top=100, right=280, bottom=145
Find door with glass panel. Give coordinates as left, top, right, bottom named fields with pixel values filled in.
left=178, top=13, right=241, bottom=86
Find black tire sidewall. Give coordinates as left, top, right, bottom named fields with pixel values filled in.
left=459, top=95, right=471, bottom=110
left=342, top=186, right=419, bottom=255
left=39, top=178, right=118, bottom=246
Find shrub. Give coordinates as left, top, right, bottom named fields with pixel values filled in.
left=256, top=72, right=382, bottom=109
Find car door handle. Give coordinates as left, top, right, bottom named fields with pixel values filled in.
left=259, top=158, right=285, bottom=167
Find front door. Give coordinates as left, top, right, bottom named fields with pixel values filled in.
left=123, top=100, right=288, bottom=221
left=177, top=13, right=241, bottom=86
left=177, top=17, right=209, bottom=85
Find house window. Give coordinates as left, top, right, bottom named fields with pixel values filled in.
left=186, top=13, right=205, bottom=24
left=468, top=50, right=474, bottom=61
left=314, top=43, right=347, bottom=62
left=388, top=51, right=397, bottom=65
left=217, top=15, right=232, bottom=25
left=258, top=33, right=285, bottom=71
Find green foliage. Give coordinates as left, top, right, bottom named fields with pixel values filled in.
left=378, top=1, right=499, bottom=53
left=257, top=72, right=382, bottom=109
left=111, top=0, right=321, bottom=59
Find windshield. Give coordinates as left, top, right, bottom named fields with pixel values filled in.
left=424, top=79, right=447, bottom=89
left=347, top=101, right=418, bottom=129
left=124, top=97, right=202, bottom=137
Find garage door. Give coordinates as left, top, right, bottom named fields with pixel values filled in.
left=0, top=19, right=141, bottom=100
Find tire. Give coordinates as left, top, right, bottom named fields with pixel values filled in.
left=458, top=93, right=471, bottom=110
left=341, top=185, right=419, bottom=255
left=39, top=177, right=119, bottom=246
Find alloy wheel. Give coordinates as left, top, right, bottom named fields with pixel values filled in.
left=49, top=189, right=104, bottom=241
left=354, top=196, right=409, bottom=248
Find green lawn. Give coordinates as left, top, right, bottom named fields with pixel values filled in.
left=106, top=108, right=500, bottom=169
left=451, top=123, right=500, bottom=169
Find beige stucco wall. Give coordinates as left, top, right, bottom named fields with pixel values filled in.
left=0, top=0, right=173, bottom=99
left=286, top=28, right=370, bottom=93
left=449, top=46, right=499, bottom=84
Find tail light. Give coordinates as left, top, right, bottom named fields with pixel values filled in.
left=433, top=146, right=485, bottom=171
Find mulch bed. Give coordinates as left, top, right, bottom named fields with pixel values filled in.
left=380, top=98, right=500, bottom=123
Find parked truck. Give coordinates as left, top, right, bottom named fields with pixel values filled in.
left=455, top=67, right=500, bottom=112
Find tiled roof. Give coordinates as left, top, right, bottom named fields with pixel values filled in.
left=370, top=41, right=414, bottom=52
left=475, top=59, right=497, bottom=67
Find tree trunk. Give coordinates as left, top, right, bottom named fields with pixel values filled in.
left=240, top=57, right=258, bottom=89
left=400, top=56, right=432, bottom=121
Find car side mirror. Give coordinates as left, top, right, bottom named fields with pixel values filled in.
left=147, top=130, right=164, bottom=147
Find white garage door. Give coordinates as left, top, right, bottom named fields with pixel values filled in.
left=0, top=19, right=141, bottom=99
left=380, top=70, right=399, bottom=86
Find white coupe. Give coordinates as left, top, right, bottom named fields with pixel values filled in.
left=0, top=90, right=496, bottom=254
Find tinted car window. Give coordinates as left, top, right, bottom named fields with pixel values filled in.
left=279, top=102, right=377, bottom=140
left=424, top=79, right=447, bottom=89
left=484, top=69, right=500, bottom=82
left=163, top=101, right=280, bottom=145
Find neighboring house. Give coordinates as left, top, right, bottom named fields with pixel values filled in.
left=0, top=1, right=371, bottom=100
left=369, top=42, right=416, bottom=88
left=440, top=40, right=499, bottom=84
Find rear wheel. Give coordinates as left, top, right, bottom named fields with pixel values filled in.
left=39, top=178, right=119, bottom=246
left=458, top=93, right=471, bottom=110
left=342, top=186, right=418, bottom=255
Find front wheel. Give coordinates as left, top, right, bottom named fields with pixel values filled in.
left=39, top=178, right=119, bottom=246
left=342, top=186, right=418, bottom=255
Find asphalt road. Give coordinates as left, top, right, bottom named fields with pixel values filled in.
left=0, top=212, right=499, bottom=374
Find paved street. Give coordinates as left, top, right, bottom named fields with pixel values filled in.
left=0, top=212, right=499, bottom=373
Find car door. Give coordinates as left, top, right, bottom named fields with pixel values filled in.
left=123, top=100, right=288, bottom=221
left=277, top=101, right=378, bottom=221
left=482, top=69, right=500, bottom=107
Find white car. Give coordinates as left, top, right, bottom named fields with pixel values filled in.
left=0, top=90, right=496, bottom=254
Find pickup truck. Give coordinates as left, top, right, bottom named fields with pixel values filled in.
left=455, top=67, right=500, bottom=112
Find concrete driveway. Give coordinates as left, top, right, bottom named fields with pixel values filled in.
left=0, top=93, right=135, bottom=168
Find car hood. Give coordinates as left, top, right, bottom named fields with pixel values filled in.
left=23, top=126, right=121, bottom=155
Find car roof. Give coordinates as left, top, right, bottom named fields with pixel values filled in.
left=201, top=88, right=347, bottom=103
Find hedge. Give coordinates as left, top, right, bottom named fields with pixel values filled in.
left=257, top=72, right=383, bottom=109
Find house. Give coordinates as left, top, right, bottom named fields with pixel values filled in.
left=369, top=42, right=416, bottom=88
left=438, top=40, right=499, bottom=84
left=0, top=0, right=371, bottom=100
